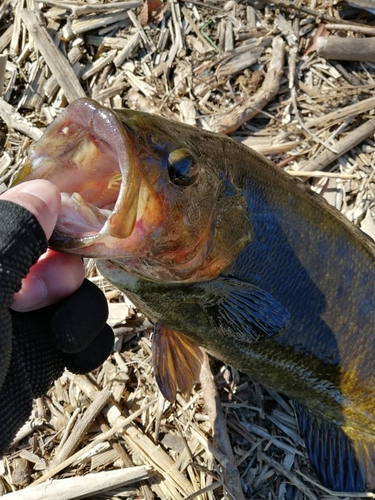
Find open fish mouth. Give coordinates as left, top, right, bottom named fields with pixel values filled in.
left=14, top=99, right=157, bottom=255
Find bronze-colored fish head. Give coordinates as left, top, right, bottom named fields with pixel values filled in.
left=15, top=98, right=252, bottom=283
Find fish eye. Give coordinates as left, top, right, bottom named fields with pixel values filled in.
left=167, top=149, right=197, bottom=187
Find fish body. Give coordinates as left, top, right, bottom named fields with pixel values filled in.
left=17, top=98, right=375, bottom=492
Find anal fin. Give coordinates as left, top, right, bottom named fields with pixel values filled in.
left=295, top=401, right=375, bottom=492
left=152, top=323, right=203, bottom=402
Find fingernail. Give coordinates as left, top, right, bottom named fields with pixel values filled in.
left=12, top=277, right=48, bottom=312
left=19, top=180, right=61, bottom=218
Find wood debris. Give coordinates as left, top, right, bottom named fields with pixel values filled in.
left=2, top=1, right=375, bottom=499
left=4, top=465, right=153, bottom=499
left=317, top=36, right=375, bottom=62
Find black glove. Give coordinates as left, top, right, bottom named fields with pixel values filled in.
left=0, top=200, right=114, bottom=456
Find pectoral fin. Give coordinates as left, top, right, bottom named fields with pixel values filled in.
left=294, top=401, right=375, bottom=492
left=152, top=323, right=204, bottom=402
left=201, top=276, right=290, bottom=342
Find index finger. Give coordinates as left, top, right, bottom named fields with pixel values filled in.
left=0, top=180, right=61, bottom=239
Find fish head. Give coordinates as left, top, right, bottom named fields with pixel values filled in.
left=15, top=98, right=252, bottom=283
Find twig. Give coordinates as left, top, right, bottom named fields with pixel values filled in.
left=96, top=413, right=134, bottom=468
left=50, top=388, right=112, bottom=469
left=20, top=10, right=85, bottom=103
left=11, top=420, right=46, bottom=448
left=34, top=0, right=143, bottom=17
left=287, top=170, right=359, bottom=179
left=10, top=0, right=22, bottom=56
left=181, top=6, right=214, bottom=52
left=170, top=0, right=184, bottom=55
left=185, top=481, right=222, bottom=500
left=238, top=138, right=302, bottom=156
left=0, top=24, right=13, bottom=54
left=44, top=46, right=84, bottom=101
left=209, top=36, right=285, bottom=134
left=258, top=451, right=318, bottom=500
left=69, top=373, right=195, bottom=497
left=71, top=11, right=130, bottom=36
left=295, top=468, right=375, bottom=498
left=190, top=427, right=229, bottom=467
left=325, top=23, right=375, bottom=36
left=0, top=55, right=7, bottom=97
left=267, top=0, right=370, bottom=26
left=31, top=398, right=158, bottom=486
left=301, top=118, right=375, bottom=172
left=113, top=33, right=140, bottom=67
left=0, top=98, right=43, bottom=141
left=153, top=390, right=165, bottom=442
left=317, top=37, right=375, bottom=63
left=288, top=15, right=299, bottom=90
left=58, top=408, right=80, bottom=451
left=294, top=94, right=340, bottom=153
left=81, top=50, right=116, bottom=80
left=180, top=0, right=225, bottom=12
left=290, top=17, right=339, bottom=156
left=6, top=466, right=153, bottom=500
left=288, top=18, right=342, bottom=156
left=305, top=95, right=375, bottom=129
left=127, top=9, right=153, bottom=50
left=331, top=61, right=363, bottom=87
left=199, top=352, right=246, bottom=500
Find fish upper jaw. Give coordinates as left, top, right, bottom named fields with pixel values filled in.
left=15, top=98, right=164, bottom=257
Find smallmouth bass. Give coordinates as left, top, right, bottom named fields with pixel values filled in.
left=16, top=98, right=375, bottom=492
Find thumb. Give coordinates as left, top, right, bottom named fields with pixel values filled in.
left=0, top=180, right=61, bottom=239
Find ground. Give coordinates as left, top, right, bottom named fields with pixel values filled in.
left=1, top=1, right=375, bottom=499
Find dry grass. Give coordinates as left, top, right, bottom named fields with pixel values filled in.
left=2, top=0, right=375, bottom=498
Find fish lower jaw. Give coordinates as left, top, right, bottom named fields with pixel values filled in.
left=51, top=186, right=162, bottom=257
left=56, top=192, right=113, bottom=239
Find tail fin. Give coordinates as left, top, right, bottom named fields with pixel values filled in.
left=294, top=401, right=375, bottom=492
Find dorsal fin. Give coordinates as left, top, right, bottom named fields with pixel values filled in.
left=295, top=401, right=375, bottom=492
left=152, top=323, right=203, bottom=401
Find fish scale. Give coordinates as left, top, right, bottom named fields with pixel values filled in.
left=16, top=97, right=375, bottom=492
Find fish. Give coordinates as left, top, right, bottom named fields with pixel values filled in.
left=348, top=1, right=375, bottom=15
left=15, top=97, right=375, bottom=492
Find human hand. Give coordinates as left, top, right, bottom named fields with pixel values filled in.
left=1, top=180, right=85, bottom=311
left=0, top=180, right=114, bottom=456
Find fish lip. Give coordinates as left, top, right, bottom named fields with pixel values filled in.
left=83, top=100, right=141, bottom=240
left=26, top=98, right=141, bottom=251
left=50, top=229, right=101, bottom=250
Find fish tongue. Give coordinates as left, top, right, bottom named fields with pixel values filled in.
left=71, top=192, right=110, bottom=229
left=57, top=192, right=111, bottom=234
